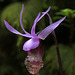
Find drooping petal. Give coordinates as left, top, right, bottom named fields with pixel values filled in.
left=4, top=20, right=32, bottom=38
left=23, top=38, right=39, bottom=51
left=20, top=4, right=30, bottom=35
left=38, top=16, right=66, bottom=40
left=37, top=6, right=51, bottom=22
left=31, top=12, right=41, bottom=36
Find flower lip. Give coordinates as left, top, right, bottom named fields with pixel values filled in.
left=23, top=38, right=40, bottom=51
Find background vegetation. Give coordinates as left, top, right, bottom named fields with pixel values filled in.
left=0, top=0, right=75, bottom=75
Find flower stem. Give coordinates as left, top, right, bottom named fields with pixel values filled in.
left=51, top=31, right=63, bottom=75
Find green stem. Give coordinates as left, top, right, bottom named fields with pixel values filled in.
left=51, top=31, right=63, bottom=75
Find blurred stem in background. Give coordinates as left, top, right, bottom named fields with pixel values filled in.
left=52, top=31, right=63, bottom=75
left=69, top=13, right=74, bottom=47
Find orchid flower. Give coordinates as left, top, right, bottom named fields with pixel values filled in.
left=4, top=4, right=66, bottom=74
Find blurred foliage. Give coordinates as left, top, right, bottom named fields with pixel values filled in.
left=0, top=52, right=27, bottom=75
left=53, top=9, right=75, bottom=25
left=42, top=0, right=54, bottom=8
left=55, top=9, right=75, bottom=18
left=0, top=0, right=4, bottom=2
left=53, top=8, right=75, bottom=46
left=43, top=44, right=75, bottom=75
left=53, top=9, right=75, bottom=23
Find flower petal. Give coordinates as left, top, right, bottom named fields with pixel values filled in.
left=31, top=12, right=41, bottom=36
left=31, top=7, right=51, bottom=36
left=45, top=13, right=56, bottom=35
left=23, top=38, right=39, bottom=51
left=4, top=20, right=32, bottom=38
left=38, top=16, right=66, bottom=40
left=37, top=6, right=51, bottom=22
left=20, top=4, right=30, bottom=35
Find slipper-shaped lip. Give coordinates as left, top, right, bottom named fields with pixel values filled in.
left=23, top=38, right=39, bottom=51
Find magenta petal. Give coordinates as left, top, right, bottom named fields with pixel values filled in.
left=31, top=12, right=41, bottom=36
left=4, top=20, right=32, bottom=38
left=20, top=4, right=30, bottom=35
left=31, top=7, right=51, bottom=36
left=38, top=16, right=66, bottom=40
left=23, top=38, right=39, bottom=51
left=37, top=6, right=51, bottom=22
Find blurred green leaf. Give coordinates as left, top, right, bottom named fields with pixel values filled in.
left=53, top=8, right=75, bottom=31
left=51, top=6, right=58, bottom=10
left=0, top=0, right=4, bottom=2
left=43, top=44, right=75, bottom=75
left=72, top=14, right=75, bottom=18
left=56, top=9, right=75, bottom=18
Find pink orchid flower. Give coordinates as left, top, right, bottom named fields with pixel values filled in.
left=4, top=4, right=66, bottom=74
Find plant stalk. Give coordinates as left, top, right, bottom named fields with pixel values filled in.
left=51, top=31, right=63, bottom=75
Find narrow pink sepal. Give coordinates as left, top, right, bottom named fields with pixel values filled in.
left=4, top=20, right=32, bottom=38
left=37, top=6, right=51, bottom=22
left=20, top=4, right=31, bottom=35
left=31, top=12, right=41, bottom=36
left=38, top=16, right=66, bottom=40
